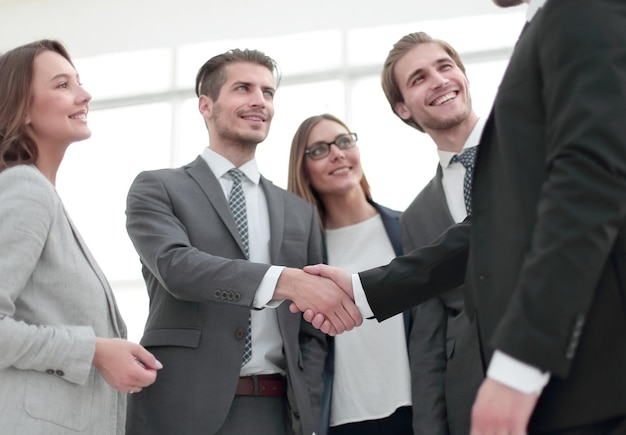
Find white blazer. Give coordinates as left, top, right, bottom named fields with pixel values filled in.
left=0, top=165, right=127, bottom=434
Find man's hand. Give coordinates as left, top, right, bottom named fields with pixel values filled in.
left=287, top=264, right=357, bottom=335
left=471, top=377, right=539, bottom=435
left=275, top=266, right=362, bottom=335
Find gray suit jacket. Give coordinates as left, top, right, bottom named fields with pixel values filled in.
left=125, top=156, right=327, bottom=435
left=401, top=165, right=483, bottom=435
left=0, top=165, right=127, bottom=435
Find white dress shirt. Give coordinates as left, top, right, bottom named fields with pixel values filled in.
left=201, top=147, right=286, bottom=376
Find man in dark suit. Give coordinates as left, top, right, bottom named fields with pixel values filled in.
left=380, top=32, right=484, bottom=434
left=125, top=48, right=360, bottom=435
left=300, top=0, right=626, bottom=433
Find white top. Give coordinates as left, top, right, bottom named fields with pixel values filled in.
left=326, top=214, right=412, bottom=426
left=201, top=147, right=286, bottom=376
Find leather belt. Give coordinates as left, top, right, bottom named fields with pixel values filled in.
left=236, top=374, right=286, bottom=397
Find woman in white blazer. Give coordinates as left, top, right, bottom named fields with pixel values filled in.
left=0, top=39, right=162, bottom=435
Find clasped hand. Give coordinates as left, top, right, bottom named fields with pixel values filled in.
left=285, top=264, right=361, bottom=335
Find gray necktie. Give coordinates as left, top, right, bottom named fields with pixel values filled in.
left=227, top=168, right=252, bottom=365
left=450, top=146, right=478, bottom=215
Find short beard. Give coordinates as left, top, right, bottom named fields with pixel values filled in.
left=420, top=104, right=472, bottom=133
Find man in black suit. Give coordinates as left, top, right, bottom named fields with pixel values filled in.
left=380, top=32, right=484, bottom=435
left=298, top=0, right=626, bottom=433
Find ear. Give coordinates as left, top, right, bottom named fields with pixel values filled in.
left=198, top=95, right=213, bottom=118
left=24, top=111, right=32, bottom=125
left=394, top=101, right=412, bottom=121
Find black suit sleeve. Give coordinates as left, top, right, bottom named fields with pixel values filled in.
left=360, top=220, right=470, bottom=321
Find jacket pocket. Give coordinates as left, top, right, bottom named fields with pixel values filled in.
left=24, top=368, right=95, bottom=431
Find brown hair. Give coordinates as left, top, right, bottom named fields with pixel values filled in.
left=195, top=48, right=281, bottom=100
left=287, top=113, right=372, bottom=229
left=381, top=31, right=466, bottom=132
left=0, top=39, right=74, bottom=171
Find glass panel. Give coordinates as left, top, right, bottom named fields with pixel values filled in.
left=351, top=76, right=439, bottom=212
left=347, top=11, right=526, bottom=67
left=74, top=49, right=173, bottom=100
left=56, top=103, right=172, bottom=284
left=176, top=30, right=342, bottom=89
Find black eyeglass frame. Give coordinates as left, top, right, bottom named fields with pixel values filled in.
left=304, top=132, right=358, bottom=160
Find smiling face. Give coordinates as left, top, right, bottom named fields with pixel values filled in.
left=393, top=42, right=473, bottom=135
left=304, top=119, right=363, bottom=198
left=200, top=61, right=275, bottom=152
left=24, top=50, right=92, bottom=152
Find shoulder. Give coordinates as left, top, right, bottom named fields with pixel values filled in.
left=0, top=165, right=58, bottom=225
left=261, top=177, right=316, bottom=211
left=0, top=165, right=57, bottom=204
left=371, top=201, right=401, bottom=219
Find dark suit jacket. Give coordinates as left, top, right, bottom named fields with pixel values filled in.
left=317, top=202, right=409, bottom=435
left=401, top=165, right=483, bottom=435
left=125, top=156, right=327, bottom=435
left=360, top=1, right=626, bottom=432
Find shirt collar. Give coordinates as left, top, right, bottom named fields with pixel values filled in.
left=201, top=147, right=261, bottom=184
left=527, top=0, right=547, bottom=22
left=439, top=117, right=486, bottom=168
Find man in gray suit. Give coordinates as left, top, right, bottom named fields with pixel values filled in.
left=380, top=32, right=484, bottom=434
left=125, top=48, right=359, bottom=435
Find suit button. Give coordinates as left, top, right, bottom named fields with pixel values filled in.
left=227, top=292, right=235, bottom=301
left=46, top=369, right=55, bottom=375
left=234, top=293, right=241, bottom=301
left=235, top=328, right=246, bottom=340
left=55, top=370, right=65, bottom=376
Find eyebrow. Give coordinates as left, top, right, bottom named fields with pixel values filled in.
left=49, top=72, right=80, bottom=83
left=232, top=80, right=275, bottom=92
left=405, top=57, right=454, bottom=85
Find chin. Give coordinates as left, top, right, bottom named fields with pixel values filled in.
left=492, top=0, right=524, bottom=7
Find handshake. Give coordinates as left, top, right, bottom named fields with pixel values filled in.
left=274, top=264, right=364, bottom=336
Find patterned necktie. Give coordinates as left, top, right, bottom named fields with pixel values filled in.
left=450, top=146, right=478, bottom=215
left=227, top=168, right=252, bottom=365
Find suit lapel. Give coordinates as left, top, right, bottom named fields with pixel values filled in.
left=186, top=156, right=248, bottom=256
left=62, top=208, right=126, bottom=337
left=260, top=176, right=284, bottom=263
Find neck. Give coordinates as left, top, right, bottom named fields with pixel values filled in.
left=209, top=140, right=257, bottom=168
left=34, top=147, right=66, bottom=186
left=428, top=112, right=479, bottom=153
left=321, top=188, right=377, bottom=229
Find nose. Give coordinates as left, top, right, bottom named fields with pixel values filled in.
left=328, top=142, right=346, bottom=160
left=77, top=86, right=92, bottom=104
left=249, top=88, right=266, bottom=107
left=432, top=71, right=449, bottom=88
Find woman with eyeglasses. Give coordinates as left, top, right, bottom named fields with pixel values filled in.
left=288, top=113, right=413, bottom=435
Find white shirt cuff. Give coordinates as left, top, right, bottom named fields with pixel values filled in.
left=254, top=265, right=284, bottom=308
left=352, top=273, right=373, bottom=319
left=487, top=350, right=550, bottom=394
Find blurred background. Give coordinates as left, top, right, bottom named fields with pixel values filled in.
left=0, top=0, right=527, bottom=341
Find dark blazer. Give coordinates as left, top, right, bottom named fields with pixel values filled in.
left=360, top=1, right=626, bottom=432
left=318, top=202, right=409, bottom=435
left=125, top=156, right=327, bottom=435
left=401, top=166, right=483, bottom=435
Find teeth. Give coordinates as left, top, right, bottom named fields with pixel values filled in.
left=70, top=113, right=86, bottom=119
left=331, top=167, right=349, bottom=175
left=433, top=92, right=456, bottom=106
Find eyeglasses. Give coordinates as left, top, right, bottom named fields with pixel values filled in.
left=304, top=133, right=358, bottom=160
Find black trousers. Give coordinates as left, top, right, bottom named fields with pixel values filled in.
left=329, top=406, right=413, bottom=435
